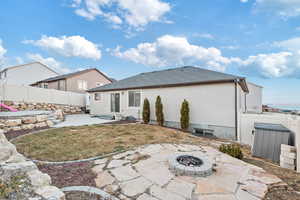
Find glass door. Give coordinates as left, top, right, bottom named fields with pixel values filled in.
left=111, top=93, right=120, bottom=113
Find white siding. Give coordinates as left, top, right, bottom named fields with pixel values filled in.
left=1, top=63, right=58, bottom=85
left=90, top=83, right=237, bottom=128
left=245, top=82, right=263, bottom=113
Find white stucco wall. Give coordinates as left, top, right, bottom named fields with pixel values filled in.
left=1, top=63, right=58, bottom=85
left=90, top=83, right=238, bottom=128
left=245, top=82, right=263, bottom=113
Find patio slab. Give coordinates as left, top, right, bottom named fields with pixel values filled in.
left=92, top=144, right=284, bottom=200
left=54, top=114, right=113, bottom=127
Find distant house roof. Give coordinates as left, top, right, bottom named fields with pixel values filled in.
left=32, top=68, right=112, bottom=85
left=88, top=66, right=249, bottom=92
left=0, top=62, right=59, bottom=75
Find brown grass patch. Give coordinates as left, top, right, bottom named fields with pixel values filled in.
left=13, top=124, right=207, bottom=161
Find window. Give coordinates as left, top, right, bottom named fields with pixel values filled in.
left=128, top=91, right=141, bottom=107
left=44, top=83, right=48, bottom=89
left=58, top=80, right=66, bottom=90
left=78, top=80, right=87, bottom=90
left=94, top=93, right=101, bottom=101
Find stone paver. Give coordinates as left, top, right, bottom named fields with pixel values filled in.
left=94, top=158, right=108, bottom=165
left=166, top=178, right=195, bottom=199
left=107, top=159, right=129, bottom=169
left=110, top=166, right=140, bottom=182
left=95, top=171, right=115, bottom=188
left=195, top=194, right=236, bottom=200
left=120, top=177, right=152, bottom=197
left=137, top=194, right=159, bottom=200
left=92, top=164, right=105, bottom=174
left=135, top=160, right=174, bottom=186
left=150, top=185, right=185, bottom=200
left=92, top=144, right=283, bottom=200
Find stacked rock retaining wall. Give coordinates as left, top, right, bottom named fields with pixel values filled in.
left=1, top=101, right=82, bottom=114
left=0, top=129, right=65, bottom=199
left=0, top=110, right=64, bottom=133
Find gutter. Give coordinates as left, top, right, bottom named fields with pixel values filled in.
left=234, top=80, right=238, bottom=141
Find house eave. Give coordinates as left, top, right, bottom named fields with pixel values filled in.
left=87, top=79, right=245, bottom=93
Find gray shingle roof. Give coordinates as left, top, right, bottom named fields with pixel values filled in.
left=35, top=69, right=94, bottom=83
left=32, top=68, right=112, bottom=84
left=88, top=66, right=246, bottom=92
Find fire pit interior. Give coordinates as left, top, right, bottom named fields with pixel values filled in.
left=176, top=155, right=203, bottom=167
left=169, top=153, right=213, bottom=177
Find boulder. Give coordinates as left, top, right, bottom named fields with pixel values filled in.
left=22, top=117, right=37, bottom=124
left=46, top=120, right=54, bottom=127
left=11, top=126, right=22, bottom=131
left=35, top=186, right=65, bottom=200
left=36, top=115, right=48, bottom=122
left=27, top=170, right=51, bottom=188
left=6, top=119, right=22, bottom=127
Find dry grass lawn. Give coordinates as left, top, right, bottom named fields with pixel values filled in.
left=13, top=124, right=212, bottom=161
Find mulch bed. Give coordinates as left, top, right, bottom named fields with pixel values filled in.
left=37, top=161, right=96, bottom=188
left=4, top=127, right=50, bottom=141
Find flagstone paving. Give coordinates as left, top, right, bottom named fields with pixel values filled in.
left=92, top=144, right=284, bottom=200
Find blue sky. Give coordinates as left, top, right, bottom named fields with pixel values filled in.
left=1, top=0, right=300, bottom=104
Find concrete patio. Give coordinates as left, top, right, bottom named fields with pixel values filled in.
left=53, top=114, right=114, bottom=127
left=91, top=144, right=284, bottom=200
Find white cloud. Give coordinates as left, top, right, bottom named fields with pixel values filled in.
left=221, top=45, right=240, bottom=50
left=72, top=0, right=171, bottom=30
left=193, top=33, right=214, bottom=40
left=112, top=35, right=234, bottom=71
left=273, top=37, right=300, bottom=52
left=234, top=37, right=300, bottom=78
left=26, top=53, right=72, bottom=74
left=24, top=35, right=101, bottom=60
left=240, top=0, right=248, bottom=3
left=254, top=0, right=300, bottom=17
left=0, top=39, right=7, bottom=65
left=236, top=52, right=297, bottom=78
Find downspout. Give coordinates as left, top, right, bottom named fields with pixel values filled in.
left=234, top=80, right=238, bottom=141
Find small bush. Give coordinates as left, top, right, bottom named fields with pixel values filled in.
left=142, top=98, right=150, bottom=124
left=180, top=99, right=190, bottom=130
left=155, top=96, right=164, bottom=126
left=219, top=144, right=243, bottom=159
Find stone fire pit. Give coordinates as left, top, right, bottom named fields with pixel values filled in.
left=168, top=153, right=213, bottom=177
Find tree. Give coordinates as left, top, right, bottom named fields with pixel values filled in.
left=142, top=98, right=150, bottom=124
left=180, top=99, right=190, bottom=130
left=155, top=96, right=164, bottom=126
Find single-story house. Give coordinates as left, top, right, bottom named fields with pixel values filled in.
left=87, top=66, right=262, bottom=140
left=0, top=62, right=59, bottom=85
left=31, top=68, right=112, bottom=93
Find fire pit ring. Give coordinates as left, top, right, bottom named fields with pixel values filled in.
left=168, top=153, right=213, bottom=177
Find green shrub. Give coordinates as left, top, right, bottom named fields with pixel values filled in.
left=142, top=98, right=150, bottom=124
left=219, top=144, right=243, bottom=159
left=180, top=99, right=190, bottom=130
left=155, top=96, right=164, bottom=126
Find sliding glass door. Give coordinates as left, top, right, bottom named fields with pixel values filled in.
left=111, top=93, right=120, bottom=113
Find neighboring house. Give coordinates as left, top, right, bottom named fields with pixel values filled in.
left=88, top=66, right=263, bottom=140
left=31, top=68, right=112, bottom=93
left=0, top=62, right=59, bottom=85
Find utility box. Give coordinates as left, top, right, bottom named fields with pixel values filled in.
left=252, top=123, right=292, bottom=163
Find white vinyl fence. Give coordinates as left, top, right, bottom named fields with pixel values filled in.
left=239, top=112, right=300, bottom=172
left=0, top=84, right=86, bottom=106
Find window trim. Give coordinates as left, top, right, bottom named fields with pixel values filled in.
left=78, top=80, right=87, bottom=90
left=128, top=90, right=141, bottom=108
